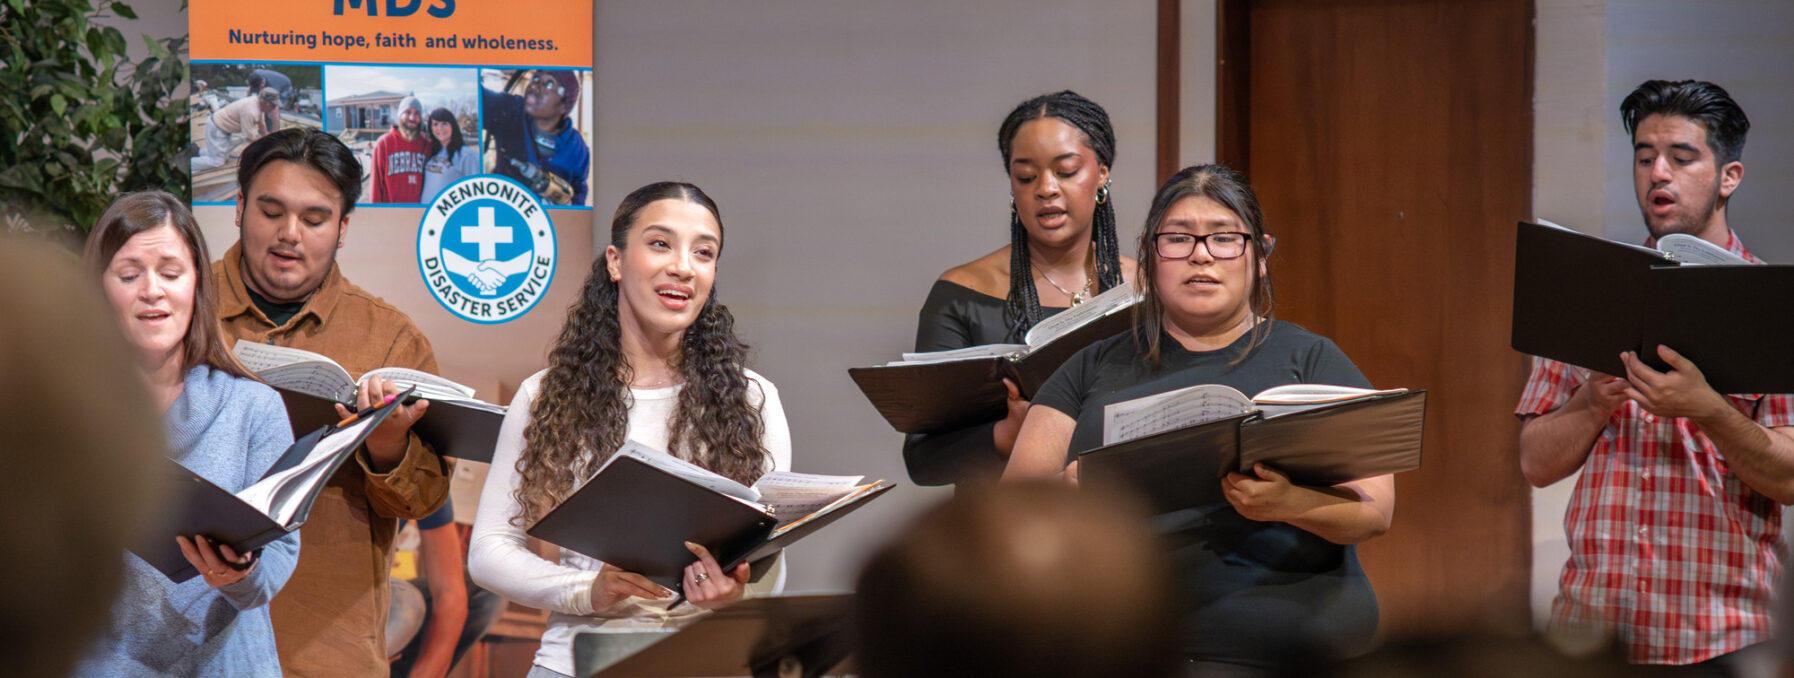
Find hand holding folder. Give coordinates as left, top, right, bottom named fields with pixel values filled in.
left=849, top=285, right=1142, bottom=435
left=131, top=388, right=409, bottom=582
left=1511, top=220, right=1794, bottom=394
left=527, top=442, right=892, bottom=594
left=1079, top=384, right=1426, bottom=515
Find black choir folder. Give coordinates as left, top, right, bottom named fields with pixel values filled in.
left=231, top=340, right=507, bottom=462
left=575, top=594, right=854, bottom=678
left=1078, top=385, right=1426, bottom=515
left=528, top=442, right=893, bottom=591
left=131, top=390, right=403, bottom=582
left=849, top=284, right=1142, bottom=435
left=1512, top=220, right=1794, bottom=394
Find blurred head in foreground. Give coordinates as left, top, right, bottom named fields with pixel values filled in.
left=0, top=235, right=169, bottom=677
left=855, top=482, right=1178, bottom=678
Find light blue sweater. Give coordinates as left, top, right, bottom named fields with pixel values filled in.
left=77, top=366, right=298, bottom=677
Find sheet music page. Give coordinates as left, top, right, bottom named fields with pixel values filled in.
left=1657, top=233, right=1749, bottom=265
left=258, top=363, right=358, bottom=402
left=238, top=413, right=381, bottom=525
left=597, top=441, right=762, bottom=504
left=1251, top=384, right=1408, bottom=419
left=892, top=344, right=1024, bottom=365
left=1101, top=384, right=1253, bottom=445
left=753, top=472, right=866, bottom=520
left=1023, top=284, right=1142, bottom=348
left=362, top=367, right=482, bottom=402
left=233, top=340, right=356, bottom=401
left=768, top=482, right=882, bottom=532
left=231, top=340, right=338, bottom=371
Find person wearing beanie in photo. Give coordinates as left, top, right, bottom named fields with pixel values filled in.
left=371, top=94, right=431, bottom=204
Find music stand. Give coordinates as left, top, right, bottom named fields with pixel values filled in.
left=575, top=593, right=854, bottom=678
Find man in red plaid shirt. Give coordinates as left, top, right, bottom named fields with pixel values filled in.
left=1517, top=79, right=1794, bottom=671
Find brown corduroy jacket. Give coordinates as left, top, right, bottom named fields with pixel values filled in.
left=214, top=242, right=450, bottom=677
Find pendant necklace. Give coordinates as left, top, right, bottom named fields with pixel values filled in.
left=1035, top=261, right=1093, bottom=306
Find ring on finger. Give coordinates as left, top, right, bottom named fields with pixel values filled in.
left=693, top=572, right=709, bottom=584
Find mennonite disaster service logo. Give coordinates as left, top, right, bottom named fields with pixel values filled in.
left=418, top=176, right=557, bottom=324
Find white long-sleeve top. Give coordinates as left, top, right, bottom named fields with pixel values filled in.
left=469, top=369, right=792, bottom=677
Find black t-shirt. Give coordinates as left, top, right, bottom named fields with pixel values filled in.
left=1033, top=320, right=1379, bottom=666
left=245, top=285, right=306, bottom=329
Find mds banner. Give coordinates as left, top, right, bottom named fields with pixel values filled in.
left=189, top=0, right=593, bottom=326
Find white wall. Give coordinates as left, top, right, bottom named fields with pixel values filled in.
left=593, top=0, right=1162, bottom=589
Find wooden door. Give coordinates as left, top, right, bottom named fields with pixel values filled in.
left=1218, top=0, right=1535, bottom=640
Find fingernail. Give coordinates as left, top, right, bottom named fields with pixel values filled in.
left=684, top=541, right=698, bottom=549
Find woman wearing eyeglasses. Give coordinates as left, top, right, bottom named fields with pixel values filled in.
left=1004, top=165, right=1394, bottom=675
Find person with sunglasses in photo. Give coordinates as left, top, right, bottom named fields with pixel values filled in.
left=481, top=70, right=590, bottom=205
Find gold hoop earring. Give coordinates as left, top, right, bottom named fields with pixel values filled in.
left=1096, top=181, right=1112, bottom=205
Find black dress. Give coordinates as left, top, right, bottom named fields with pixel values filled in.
left=902, top=280, right=1066, bottom=485
left=1032, top=320, right=1380, bottom=670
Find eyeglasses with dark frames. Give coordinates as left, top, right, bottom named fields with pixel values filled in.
left=1153, top=232, right=1253, bottom=260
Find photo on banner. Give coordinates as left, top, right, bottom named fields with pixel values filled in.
left=189, top=63, right=322, bottom=202
left=324, top=65, right=479, bottom=206
left=479, top=69, right=592, bottom=207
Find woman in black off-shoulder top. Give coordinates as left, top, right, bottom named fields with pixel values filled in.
left=903, top=90, right=1136, bottom=485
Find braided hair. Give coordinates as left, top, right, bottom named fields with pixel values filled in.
left=996, top=90, right=1124, bottom=341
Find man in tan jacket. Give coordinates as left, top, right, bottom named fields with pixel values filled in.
left=214, top=127, right=450, bottom=676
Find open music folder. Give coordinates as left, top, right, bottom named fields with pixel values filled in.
left=527, top=443, right=893, bottom=591
left=1511, top=220, right=1794, bottom=394
left=574, top=594, right=854, bottom=678
left=130, top=390, right=404, bottom=582
left=849, top=284, right=1141, bottom=435
left=1078, top=385, right=1426, bottom=515
left=232, top=340, right=507, bottom=462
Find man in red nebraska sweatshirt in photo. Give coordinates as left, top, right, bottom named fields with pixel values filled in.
left=371, top=95, right=430, bottom=204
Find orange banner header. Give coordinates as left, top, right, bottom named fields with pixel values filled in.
left=191, top=0, right=591, bottom=68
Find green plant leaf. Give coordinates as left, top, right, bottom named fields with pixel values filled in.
left=50, top=94, right=66, bottom=116
left=140, top=32, right=168, bottom=60
left=110, top=2, right=137, bottom=19
left=0, top=164, right=46, bottom=195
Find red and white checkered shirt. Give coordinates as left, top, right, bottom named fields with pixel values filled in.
left=1516, top=230, right=1794, bottom=664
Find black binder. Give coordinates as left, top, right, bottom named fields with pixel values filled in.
left=272, top=387, right=504, bottom=463
left=527, top=456, right=893, bottom=591
left=131, top=391, right=403, bottom=582
left=1079, top=390, right=1426, bottom=515
left=1511, top=221, right=1794, bottom=393
left=848, top=307, right=1134, bottom=435
left=575, top=594, right=855, bottom=678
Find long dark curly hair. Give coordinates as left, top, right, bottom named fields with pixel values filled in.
left=997, top=90, right=1125, bottom=341
left=511, top=181, right=770, bottom=526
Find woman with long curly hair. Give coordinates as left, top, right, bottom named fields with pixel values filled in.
left=468, top=181, right=791, bottom=678
left=903, top=90, right=1138, bottom=486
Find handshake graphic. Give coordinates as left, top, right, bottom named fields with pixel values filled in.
left=443, top=250, right=531, bottom=296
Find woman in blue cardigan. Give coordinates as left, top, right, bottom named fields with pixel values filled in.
left=76, top=191, right=299, bottom=677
